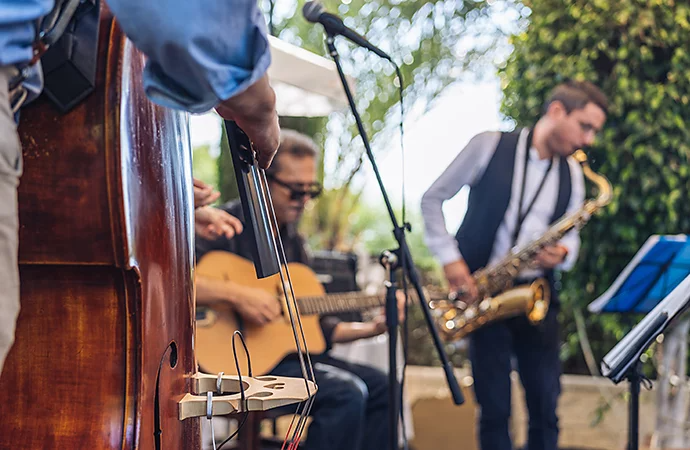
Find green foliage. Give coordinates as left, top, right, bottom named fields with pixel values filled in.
left=501, top=0, right=690, bottom=373
left=274, top=0, right=499, bottom=140
left=268, top=0, right=507, bottom=249
left=217, top=125, right=240, bottom=203
left=192, top=144, right=219, bottom=191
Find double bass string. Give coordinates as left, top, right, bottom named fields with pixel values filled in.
left=258, top=171, right=317, bottom=446
left=223, top=119, right=316, bottom=446
left=260, top=172, right=316, bottom=446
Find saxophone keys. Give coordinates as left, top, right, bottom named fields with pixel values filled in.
left=478, top=300, right=491, bottom=313
left=442, top=309, right=458, bottom=320
left=464, top=306, right=477, bottom=320
left=453, top=300, right=468, bottom=310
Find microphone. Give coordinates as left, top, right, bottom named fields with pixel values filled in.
left=302, top=1, right=392, bottom=61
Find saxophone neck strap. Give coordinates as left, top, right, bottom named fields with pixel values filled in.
left=512, top=128, right=554, bottom=247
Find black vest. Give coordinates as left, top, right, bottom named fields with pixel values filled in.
left=454, top=130, right=572, bottom=294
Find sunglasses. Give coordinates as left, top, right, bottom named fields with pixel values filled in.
left=267, top=174, right=323, bottom=200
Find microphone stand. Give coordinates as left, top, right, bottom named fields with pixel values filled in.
left=324, top=31, right=465, bottom=450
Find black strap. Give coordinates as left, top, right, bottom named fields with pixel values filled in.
left=511, top=129, right=554, bottom=246
left=41, top=0, right=100, bottom=113
left=42, top=0, right=83, bottom=47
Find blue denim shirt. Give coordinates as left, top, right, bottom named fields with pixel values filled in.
left=0, top=0, right=271, bottom=113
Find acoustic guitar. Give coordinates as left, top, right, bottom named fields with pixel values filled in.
left=195, top=250, right=440, bottom=375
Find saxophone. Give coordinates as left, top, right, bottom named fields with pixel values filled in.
left=432, top=150, right=612, bottom=341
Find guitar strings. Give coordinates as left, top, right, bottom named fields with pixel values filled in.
left=258, top=171, right=317, bottom=446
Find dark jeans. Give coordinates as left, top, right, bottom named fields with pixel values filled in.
left=270, top=353, right=389, bottom=450
left=469, top=304, right=561, bottom=450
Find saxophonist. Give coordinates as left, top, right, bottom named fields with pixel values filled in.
left=421, top=81, right=608, bottom=450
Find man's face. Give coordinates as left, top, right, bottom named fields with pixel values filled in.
left=546, top=101, right=607, bottom=157
left=268, top=154, right=318, bottom=226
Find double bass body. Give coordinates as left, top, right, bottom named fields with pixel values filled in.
left=0, top=7, right=200, bottom=449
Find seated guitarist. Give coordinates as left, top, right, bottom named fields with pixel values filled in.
left=195, top=129, right=400, bottom=450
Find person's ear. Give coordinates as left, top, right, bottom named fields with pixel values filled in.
left=546, top=100, right=568, bottom=120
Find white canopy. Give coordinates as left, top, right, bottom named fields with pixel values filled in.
left=189, top=37, right=353, bottom=148
left=267, top=35, right=353, bottom=117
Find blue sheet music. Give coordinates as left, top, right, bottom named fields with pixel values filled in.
left=588, top=235, right=690, bottom=314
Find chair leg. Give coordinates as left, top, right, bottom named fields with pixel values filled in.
left=237, top=412, right=264, bottom=450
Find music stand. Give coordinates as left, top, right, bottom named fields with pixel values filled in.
left=588, top=235, right=690, bottom=314
left=587, top=235, right=690, bottom=450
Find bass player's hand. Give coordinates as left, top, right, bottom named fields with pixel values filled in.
left=215, top=74, right=280, bottom=169
left=443, top=259, right=478, bottom=303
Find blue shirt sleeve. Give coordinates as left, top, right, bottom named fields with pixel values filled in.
left=106, top=0, right=271, bottom=113
left=0, top=0, right=55, bottom=66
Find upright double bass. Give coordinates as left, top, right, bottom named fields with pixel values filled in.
left=0, top=6, right=199, bottom=448
left=0, top=4, right=316, bottom=448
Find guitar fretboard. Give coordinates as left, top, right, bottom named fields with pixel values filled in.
left=296, top=289, right=423, bottom=316
left=297, top=292, right=386, bottom=315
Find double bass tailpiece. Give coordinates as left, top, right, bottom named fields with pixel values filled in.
left=178, top=372, right=317, bottom=420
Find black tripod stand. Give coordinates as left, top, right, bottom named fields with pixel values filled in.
left=591, top=238, right=690, bottom=450
left=323, top=31, right=465, bottom=450
left=608, top=313, right=665, bottom=450
left=602, top=295, right=687, bottom=450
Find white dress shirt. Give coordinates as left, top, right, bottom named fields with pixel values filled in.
left=421, top=128, right=585, bottom=278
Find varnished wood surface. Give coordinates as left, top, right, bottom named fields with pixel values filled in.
left=0, top=4, right=199, bottom=449
left=0, top=266, right=129, bottom=447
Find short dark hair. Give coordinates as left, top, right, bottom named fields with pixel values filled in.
left=265, top=129, right=319, bottom=176
left=543, top=80, right=608, bottom=116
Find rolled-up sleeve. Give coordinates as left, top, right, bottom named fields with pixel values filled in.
left=107, top=0, right=271, bottom=113
left=420, top=131, right=499, bottom=266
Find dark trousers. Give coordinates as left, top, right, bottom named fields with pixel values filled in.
left=270, top=353, right=389, bottom=450
left=469, top=304, right=561, bottom=450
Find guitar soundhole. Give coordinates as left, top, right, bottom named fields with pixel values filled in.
left=255, top=376, right=277, bottom=381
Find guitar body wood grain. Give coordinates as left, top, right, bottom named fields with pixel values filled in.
left=195, top=251, right=327, bottom=375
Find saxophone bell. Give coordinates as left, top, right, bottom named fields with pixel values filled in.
left=434, top=278, right=551, bottom=341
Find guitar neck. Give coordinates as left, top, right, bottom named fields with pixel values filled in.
left=297, top=292, right=384, bottom=316
left=297, top=290, right=419, bottom=316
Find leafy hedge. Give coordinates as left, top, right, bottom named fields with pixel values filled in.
left=500, top=0, right=690, bottom=373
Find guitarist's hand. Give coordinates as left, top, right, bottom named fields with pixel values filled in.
left=234, top=285, right=282, bottom=325
left=193, top=178, right=220, bottom=208
left=371, top=291, right=407, bottom=335
left=195, top=206, right=243, bottom=240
